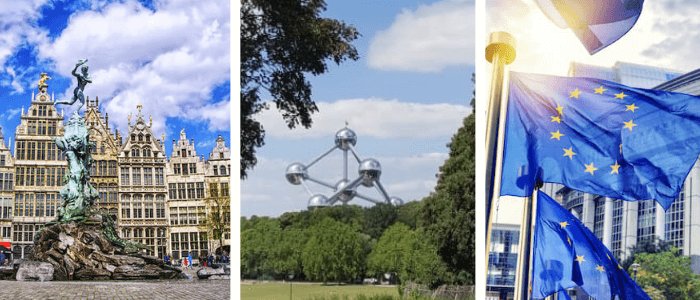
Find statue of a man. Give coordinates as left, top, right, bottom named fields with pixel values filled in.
left=55, top=59, right=92, bottom=111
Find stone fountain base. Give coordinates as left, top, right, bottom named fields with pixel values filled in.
left=25, top=214, right=182, bottom=281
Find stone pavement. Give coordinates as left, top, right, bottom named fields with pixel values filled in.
left=0, top=279, right=230, bottom=300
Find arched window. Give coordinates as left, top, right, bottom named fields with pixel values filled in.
left=131, top=134, right=136, bottom=141
left=143, top=148, right=151, bottom=157
left=146, top=134, right=151, bottom=142
left=131, top=148, right=140, bottom=157
left=138, top=134, right=144, bottom=142
left=219, top=166, right=226, bottom=176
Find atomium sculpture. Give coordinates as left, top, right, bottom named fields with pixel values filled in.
left=286, top=126, right=404, bottom=208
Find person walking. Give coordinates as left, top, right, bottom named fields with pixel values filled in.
left=207, top=253, right=214, bottom=268
left=164, top=254, right=171, bottom=266
left=0, top=251, right=5, bottom=267
left=187, top=252, right=193, bottom=270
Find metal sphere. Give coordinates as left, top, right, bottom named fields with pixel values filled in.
left=335, top=128, right=357, bottom=150
left=359, top=158, right=382, bottom=186
left=335, top=179, right=357, bottom=203
left=389, top=197, right=404, bottom=206
left=285, top=163, right=307, bottom=185
left=308, top=194, right=329, bottom=208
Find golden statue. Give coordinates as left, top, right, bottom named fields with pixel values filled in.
left=38, top=72, right=51, bottom=92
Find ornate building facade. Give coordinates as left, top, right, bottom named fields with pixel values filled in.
left=204, top=135, right=231, bottom=254
left=84, top=97, right=120, bottom=220
left=0, top=128, right=14, bottom=252
left=166, top=130, right=208, bottom=260
left=2, top=75, right=231, bottom=261
left=117, top=105, right=169, bottom=258
left=12, top=85, right=66, bottom=258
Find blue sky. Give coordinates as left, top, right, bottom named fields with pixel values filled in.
left=242, top=0, right=474, bottom=216
left=0, top=0, right=230, bottom=156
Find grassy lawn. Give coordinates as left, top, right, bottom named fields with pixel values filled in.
left=241, top=281, right=400, bottom=300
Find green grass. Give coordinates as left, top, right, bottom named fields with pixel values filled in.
left=241, top=281, right=400, bottom=300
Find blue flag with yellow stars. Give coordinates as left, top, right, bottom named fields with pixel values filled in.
left=535, top=0, right=644, bottom=54
left=532, top=191, right=649, bottom=300
left=501, top=72, right=700, bottom=209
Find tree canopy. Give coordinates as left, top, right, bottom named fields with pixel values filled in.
left=240, top=0, right=359, bottom=178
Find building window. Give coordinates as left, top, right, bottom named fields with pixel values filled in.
left=196, top=183, right=204, bottom=199
left=121, top=167, right=130, bottom=185
left=144, top=168, right=153, bottom=185
left=156, top=202, right=165, bottom=219
left=219, top=166, right=226, bottom=176
left=0, top=155, right=5, bottom=166
left=133, top=199, right=143, bottom=219
left=213, top=166, right=218, bottom=176
left=145, top=203, right=154, bottom=219
left=131, top=148, right=140, bottom=157
left=155, top=167, right=164, bottom=185
left=189, top=163, right=196, bottom=174
left=143, top=148, right=151, bottom=157
left=665, top=189, right=685, bottom=249
left=174, top=164, right=181, bottom=175
left=169, top=184, right=177, bottom=200
left=637, top=199, right=656, bottom=242
left=132, top=168, right=141, bottom=185
left=187, top=183, right=196, bottom=199
left=178, top=183, right=186, bottom=200
left=221, top=182, right=229, bottom=197
left=182, top=163, right=189, bottom=175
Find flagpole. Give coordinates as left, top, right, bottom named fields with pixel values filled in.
left=514, top=185, right=537, bottom=300
left=484, top=30, right=516, bottom=290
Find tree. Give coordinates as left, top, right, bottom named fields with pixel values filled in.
left=367, top=223, right=446, bottom=288
left=634, top=249, right=700, bottom=300
left=240, top=217, right=281, bottom=278
left=418, top=93, right=475, bottom=284
left=241, top=0, right=359, bottom=178
left=621, top=237, right=673, bottom=270
left=202, top=185, right=230, bottom=255
left=301, top=218, right=367, bottom=283
left=363, top=203, right=398, bottom=239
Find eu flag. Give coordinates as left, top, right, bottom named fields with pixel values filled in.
left=501, top=72, right=700, bottom=209
left=535, top=0, right=644, bottom=54
left=532, top=191, right=649, bottom=300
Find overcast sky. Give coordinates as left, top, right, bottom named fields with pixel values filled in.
left=0, top=0, right=230, bottom=155
left=241, top=0, right=474, bottom=217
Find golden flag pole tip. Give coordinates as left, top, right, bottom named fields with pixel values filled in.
left=486, top=31, right=516, bottom=64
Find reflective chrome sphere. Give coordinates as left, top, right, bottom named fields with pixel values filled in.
left=285, top=163, right=307, bottom=185
left=335, top=179, right=357, bottom=203
left=335, top=128, right=357, bottom=150
left=308, top=194, right=329, bottom=208
left=359, top=158, right=381, bottom=187
left=389, top=197, right=404, bottom=206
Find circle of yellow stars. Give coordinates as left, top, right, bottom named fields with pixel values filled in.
left=559, top=219, right=624, bottom=276
left=550, top=86, right=639, bottom=176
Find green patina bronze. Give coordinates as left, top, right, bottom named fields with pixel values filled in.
left=50, top=59, right=148, bottom=252
left=54, top=112, right=99, bottom=222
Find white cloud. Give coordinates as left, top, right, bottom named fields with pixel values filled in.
left=38, top=0, right=230, bottom=136
left=0, top=0, right=50, bottom=93
left=486, top=0, right=700, bottom=76
left=256, top=98, right=469, bottom=139
left=241, top=152, right=448, bottom=217
left=368, top=0, right=474, bottom=72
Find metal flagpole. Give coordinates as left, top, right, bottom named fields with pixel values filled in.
left=484, top=31, right=516, bottom=293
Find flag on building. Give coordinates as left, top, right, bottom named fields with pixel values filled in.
left=531, top=191, right=649, bottom=300
left=534, top=0, right=644, bottom=54
left=500, top=72, right=700, bottom=209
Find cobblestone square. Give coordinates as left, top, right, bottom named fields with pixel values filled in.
left=0, top=279, right=230, bottom=300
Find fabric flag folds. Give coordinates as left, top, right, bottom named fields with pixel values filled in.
left=501, top=72, right=700, bottom=209
left=531, top=191, right=649, bottom=300
left=535, top=0, right=644, bottom=54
